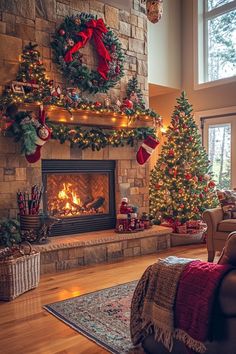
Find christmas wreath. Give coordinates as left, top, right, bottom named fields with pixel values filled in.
left=51, top=13, right=124, bottom=94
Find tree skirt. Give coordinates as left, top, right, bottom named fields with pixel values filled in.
left=44, top=281, right=141, bottom=354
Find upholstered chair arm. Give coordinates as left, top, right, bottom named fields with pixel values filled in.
left=203, top=208, right=223, bottom=234
left=203, top=208, right=223, bottom=261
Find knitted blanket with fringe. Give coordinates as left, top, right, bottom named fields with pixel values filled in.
left=130, top=256, right=232, bottom=354
left=174, top=260, right=233, bottom=353
left=130, top=256, right=193, bottom=351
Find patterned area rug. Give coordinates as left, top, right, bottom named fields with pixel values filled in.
left=44, top=281, right=140, bottom=354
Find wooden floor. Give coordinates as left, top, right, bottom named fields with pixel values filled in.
left=0, top=244, right=208, bottom=354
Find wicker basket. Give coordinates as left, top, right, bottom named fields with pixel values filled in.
left=0, top=248, right=40, bottom=301
left=170, top=231, right=204, bottom=247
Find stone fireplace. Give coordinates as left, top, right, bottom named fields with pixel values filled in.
left=0, top=137, right=150, bottom=236
left=0, top=0, right=151, bottom=235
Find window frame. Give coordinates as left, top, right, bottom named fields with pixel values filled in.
left=193, top=0, right=236, bottom=90
left=194, top=106, right=236, bottom=188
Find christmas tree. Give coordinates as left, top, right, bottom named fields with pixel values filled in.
left=126, top=76, right=145, bottom=110
left=3, top=42, right=51, bottom=104
left=17, top=42, right=49, bottom=86
left=149, top=92, right=218, bottom=228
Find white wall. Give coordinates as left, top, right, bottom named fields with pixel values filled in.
left=148, top=0, right=181, bottom=89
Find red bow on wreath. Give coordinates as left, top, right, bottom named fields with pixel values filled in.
left=64, top=18, right=111, bottom=80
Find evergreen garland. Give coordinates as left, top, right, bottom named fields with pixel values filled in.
left=6, top=111, right=157, bottom=154
left=51, top=13, right=125, bottom=94
left=49, top=123, right=157, bottom=151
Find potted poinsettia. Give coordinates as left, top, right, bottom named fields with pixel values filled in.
left=0, top=218, right=40, bottom=301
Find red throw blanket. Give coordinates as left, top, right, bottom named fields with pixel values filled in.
left=174, top=260, right=233, bottom=353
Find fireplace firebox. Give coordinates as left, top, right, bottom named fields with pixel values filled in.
left=42, top=160, right=116, bottom=236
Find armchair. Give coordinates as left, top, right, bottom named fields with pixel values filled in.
left=203, top=208, right=236, bottom=262
left=142, top=233, right=236, bottom=354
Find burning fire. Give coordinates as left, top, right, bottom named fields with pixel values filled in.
left=58, top=183, right=81, bottom=214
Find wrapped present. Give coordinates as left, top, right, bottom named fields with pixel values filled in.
left=116, top=214, right=129, bottom=232
left=176, top=223, right=187, bottom=234
left=186, top=220, right=201, bottom=229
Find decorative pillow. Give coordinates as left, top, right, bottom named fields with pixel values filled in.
left=217, top=190, right=236, bottom=219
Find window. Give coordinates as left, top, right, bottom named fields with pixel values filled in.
left=196, top=0, right=236, bottom=86
left=196, top=106, right=236, bottom=189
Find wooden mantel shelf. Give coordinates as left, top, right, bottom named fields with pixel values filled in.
left=19, top=103, right=154, bottom=128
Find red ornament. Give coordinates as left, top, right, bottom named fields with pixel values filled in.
left=59, top=29, right=65, bottom=36
left=199, top=193, right=204, bottom=199
left=115, top=65, right=120, bottom=74
left=208, top=180, right=216, bottom=188
left=179, top=189, right=184, bottom=194
left=123, top=99, right=133, bottom=109
left=185, top=173, right=192, bottom=180
left=168, top=149, right=174, bottom=157
left=94, top=101, right=102, bottom=108
left=189, top=136, right=193, bottom=141
left=180, top=204, right=185, bottom=209
left=204, top=187, right=209, bottom=192
left=199, top=175, right=203, bottom=182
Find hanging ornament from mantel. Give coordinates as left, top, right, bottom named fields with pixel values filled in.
left=146, top=0, right=163, bottom=24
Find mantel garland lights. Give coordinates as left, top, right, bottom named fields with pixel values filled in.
left=4, top=110, right=157, bottom=154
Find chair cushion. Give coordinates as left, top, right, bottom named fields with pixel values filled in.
left=218, top=219, right=236, bottom=232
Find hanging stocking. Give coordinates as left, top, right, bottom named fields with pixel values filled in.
left=26, top=106, right=51, bottom=163
left=136, top=135, right=159, bottom=165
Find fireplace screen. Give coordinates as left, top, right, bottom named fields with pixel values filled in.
left=42, top=160, right=116, bottom=235
left=47, top=173, right=109, bottom=218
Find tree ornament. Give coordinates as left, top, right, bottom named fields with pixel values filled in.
left=115, top=98, right=122, bottom=108
left=59, top=29, right=66, bottom=36
left=67, top=38, right=75, bottom=47
left=51, top=14, right=124, bottom=94
left=180, top=204, right=185, bottom=209
left=136, top=135, right=159, bottom=165
left=168, top=149, right=174, bottom=157
left=185, top=173, right=192, bottom=180
left=74, top=18, right=81, bottom=26
left=104, top=96, right=111, bottom=108
left=94, top=101, right=102, bottom=108
left=122, top=98, right=133, bottom=110
left=204, top=174, right=210, bottom=181
left=146, top=0, right=163, bottom=24
left=208, top=180, right=216, bottom=188
left=160, top=162, right=167, bottom=171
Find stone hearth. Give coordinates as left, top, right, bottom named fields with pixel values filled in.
left=35, top=226, right=172, bottom=274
